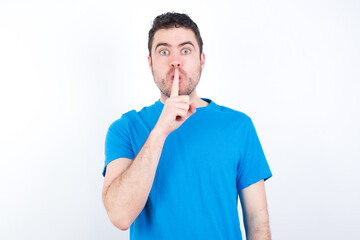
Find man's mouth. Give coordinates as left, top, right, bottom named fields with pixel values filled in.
left=171, top=73, right=182, bottom=81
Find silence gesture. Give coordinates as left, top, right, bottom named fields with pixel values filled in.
left=154, top=68, right=197, bottom=137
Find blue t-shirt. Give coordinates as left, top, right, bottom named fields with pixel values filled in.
left=103, top=98, right=272, bottom=240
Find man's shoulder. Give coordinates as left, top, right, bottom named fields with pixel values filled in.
left=211, top=101, right=252, bottom=122
left=107, top=109, right=135, bottom=131
left=109, top=101, right=158, bottom=127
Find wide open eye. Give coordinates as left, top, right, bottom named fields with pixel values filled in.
left=181, top=48, right=191, bottom=55
left=160, top=49, right=169, bottom=55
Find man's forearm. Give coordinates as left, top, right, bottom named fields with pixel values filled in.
left=103, top=128, right=167, bottom=230
left=245, top=218, right=271, bottom=240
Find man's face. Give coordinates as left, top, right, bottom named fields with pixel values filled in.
left=148, top=27, right=205, bottom=98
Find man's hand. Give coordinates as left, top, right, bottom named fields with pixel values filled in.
left=154, top=68, right=196, bottom=137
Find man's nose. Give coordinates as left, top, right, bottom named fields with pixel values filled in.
left=171, top=62, right=181, bottom=68
left=170, top=57, right=182, bottom=68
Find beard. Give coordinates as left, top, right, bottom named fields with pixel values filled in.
left=152, top=67, right=202, bottom=98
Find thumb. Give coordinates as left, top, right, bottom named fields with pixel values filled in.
left=188, top=103, right=197, bottom=114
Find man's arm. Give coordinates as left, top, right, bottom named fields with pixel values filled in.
left=102, top=69, right=196, bottom=230
left=239, top=180, right=271, bottom=240
left=102, top=128, right=167, bottom=230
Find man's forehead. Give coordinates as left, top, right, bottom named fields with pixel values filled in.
left=152, top=27, right=197, bottom=47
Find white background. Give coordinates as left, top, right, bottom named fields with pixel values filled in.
left=1, top=0, right=359, bottom=239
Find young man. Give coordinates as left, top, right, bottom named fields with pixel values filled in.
left=102, top=12, right=272, bottom=240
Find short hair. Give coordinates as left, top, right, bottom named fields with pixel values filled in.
left=148, top=12, right=203, bottom=56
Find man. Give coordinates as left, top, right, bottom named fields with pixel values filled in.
left=102, top=12, right=272, bottom=240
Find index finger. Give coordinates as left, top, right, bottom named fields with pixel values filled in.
left=170, top=68, right=179, bottom=97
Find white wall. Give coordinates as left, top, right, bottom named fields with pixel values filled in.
left=1, top=0, right=359, bottom=239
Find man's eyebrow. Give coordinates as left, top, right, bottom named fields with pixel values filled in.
left=155, top=42, right=171, bottom=51
left=179, top=41, right=195, bottom=49
left=154, top=41, right=196, bottom=51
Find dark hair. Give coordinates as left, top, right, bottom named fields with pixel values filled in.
left=148, top=12, right=203, bottom=56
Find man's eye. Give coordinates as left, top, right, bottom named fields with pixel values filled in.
left=182, top=49, right=191, bottom=54
left=160, top=50, right=169, bottom=55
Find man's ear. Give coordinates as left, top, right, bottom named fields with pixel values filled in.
left=200, top=53, right=205, bottom=71
left=148, top=55, right=152, bottom=68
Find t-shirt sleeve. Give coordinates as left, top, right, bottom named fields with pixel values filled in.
left=103, top=114, right=135, bottom=177
left=236, top=117, right=272, bottom=190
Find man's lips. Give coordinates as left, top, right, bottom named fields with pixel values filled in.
left=171, top=74, right=182, bottom=81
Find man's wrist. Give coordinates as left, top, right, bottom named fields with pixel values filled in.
left=150, top=126, right=168, bottom=142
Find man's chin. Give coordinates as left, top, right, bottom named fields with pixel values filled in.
left=159, top=85, right=195, bottom=98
